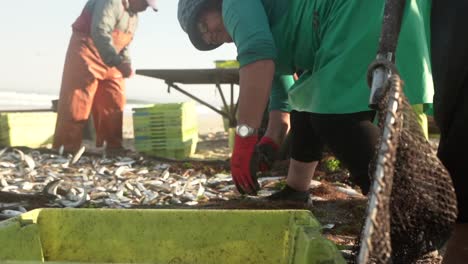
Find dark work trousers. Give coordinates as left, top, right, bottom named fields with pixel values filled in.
left=432, top=0, right=468, bottom=223
left=290, top=111, right=379, bottom=195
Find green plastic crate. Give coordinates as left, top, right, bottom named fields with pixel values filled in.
left=134, top=128, right=198, bottom=142
left=134, top=138, right=195, bottom=148
left=0, top=112, right=56, bottom=148
left=135, top=138, right=198, bottom=159
left=137, top=145, right=194, bottom=159
left=133, top=116, right=197, bottom=130
left=132, top=102, right=198, bottom=130
left=0, top=112, right=56, bottom=128
left=134, top=126, right=198, bottom=138
left=133, top=101, right=196, bottom=112
left=214, top=59, right=240, bottom=69
left=132, top=102, right=199, bottom=159
left=0, top=208, right=346, bottom=264
left=133, top=120, right=194, bottom=132
left=134, top=139, right=198, bottom=159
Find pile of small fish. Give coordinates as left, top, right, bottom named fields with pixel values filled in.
left=0, top=146, right=363, bottom=220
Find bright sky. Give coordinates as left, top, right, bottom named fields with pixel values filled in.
left=0, top=0, right=237, bottom=104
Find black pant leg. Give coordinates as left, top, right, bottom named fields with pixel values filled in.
left=312, top=111, right=379, bottom=195
left=290, top=111, right=324, bottom=162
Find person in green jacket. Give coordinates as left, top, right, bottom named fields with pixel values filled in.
left=178, top=0, right=433, bottom=197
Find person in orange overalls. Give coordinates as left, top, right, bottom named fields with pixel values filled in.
left=53, top=0, right=157, bottom=153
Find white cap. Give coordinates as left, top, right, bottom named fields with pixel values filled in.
left=147, top=0, right=158, bottom=11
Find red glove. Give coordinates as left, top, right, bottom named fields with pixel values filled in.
left=256, top=136, right=279, bottom=172
left=231, top=134, right=261, bottom=195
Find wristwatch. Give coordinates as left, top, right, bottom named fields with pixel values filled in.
left=236, top=124, right=257, bottom=138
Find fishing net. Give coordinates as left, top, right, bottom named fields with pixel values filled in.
left=358, top=72, right=458, bottom=263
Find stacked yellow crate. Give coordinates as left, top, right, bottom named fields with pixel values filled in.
left=132, top=102, right=198, bottom=159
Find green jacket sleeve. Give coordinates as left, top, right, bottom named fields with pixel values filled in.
left=91, top=0, right=123, bottom=67
left=269, top=74, right=294, bottom=112
left=222, top=0, right=277, bottom=67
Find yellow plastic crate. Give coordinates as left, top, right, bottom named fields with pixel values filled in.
left=134, top=126, right=198, bottom=142
left=132, top=102, right=199, bottom=159
left=0, top=112, right=57, bottom=148
left=214, top=60, right=240, bottom=69
left=132, top=102, right=198, bottom=131
left=0, top=208, right=346, bottom=264
left=135, top=138, right=198, bottom=159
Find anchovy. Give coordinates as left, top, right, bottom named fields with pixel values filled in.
left=0, top=147, right=8, bottom=158
left=71, top=146, right=86, bottom=164
left=0, top=209, right=23, bottom=218
left=24, top=154, right=35, bottom=170
left=58, top=145, right=64, bottom=156
left=58, top=187, right=88, bottom=208
left=13, top=149, right=25, bottom=161
left=43, top=179, right=63, bottom=196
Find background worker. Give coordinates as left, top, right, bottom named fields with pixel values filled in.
left=53, top=0, right=158, bottom=153
left=177, top=0, right=433, bottom=196
left=431, top=0, right=468, bottom=262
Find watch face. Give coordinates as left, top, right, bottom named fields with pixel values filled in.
left=238, top=125, right=249, bottom=137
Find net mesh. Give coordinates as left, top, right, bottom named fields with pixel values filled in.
left=359, top=74, right=458, bottom=263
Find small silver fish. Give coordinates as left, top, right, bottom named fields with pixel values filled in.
left=13, top=149, right=25, bottom=161
left=71, top=146, right=86, bottom=164
left=43, top=179, right=63, bottom=196
left=1, top=209, right=23, bottom=217
left=24, top=154, right=35, bottom=170
left=58, top=187, right=88, bottom=208
left=335, top=186, right=363, bottom=197
left=0, top=147, right=8, bottom=158
left=0, top=177, right=9, bottom=187
left=58, top=145, right=64, bottom=156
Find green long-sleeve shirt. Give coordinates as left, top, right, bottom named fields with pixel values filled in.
left=222, top=0, right=433, bottom=114
left=269, top=74, right=294, bottom=112
left=73, top=0, right=139, bottom=67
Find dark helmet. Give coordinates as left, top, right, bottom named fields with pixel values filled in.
left=177, top=0, right=223, bottom=51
